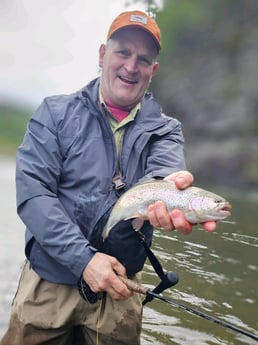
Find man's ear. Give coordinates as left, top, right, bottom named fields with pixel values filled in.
left=99, top=44, right=106, bottom=68
left=152, top=62, right=159, bottom=75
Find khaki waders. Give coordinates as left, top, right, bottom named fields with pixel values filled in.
left=0, top=261, right=143, bottom=345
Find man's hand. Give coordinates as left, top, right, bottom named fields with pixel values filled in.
left=82, top=252, right=133, bottom=300
left=147, top=170, right=217, bottom=235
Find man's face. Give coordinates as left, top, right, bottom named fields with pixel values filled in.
left=99, top=28, right=159, bottom=109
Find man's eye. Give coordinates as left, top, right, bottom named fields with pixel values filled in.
left=117, top=50, right=129, bottom=57
left=138, top=57, right=152, bottom=66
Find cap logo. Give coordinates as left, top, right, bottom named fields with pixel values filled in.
left=130, top=14, right=147, bottom=25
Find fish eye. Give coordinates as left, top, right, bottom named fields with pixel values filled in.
left=214, top=199, right=222, bottom=203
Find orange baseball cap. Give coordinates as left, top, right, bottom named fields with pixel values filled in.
left=107, top=10, right=161, bottom=51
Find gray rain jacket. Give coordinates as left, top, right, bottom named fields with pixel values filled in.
left=16, top=77, right=186, bottom=286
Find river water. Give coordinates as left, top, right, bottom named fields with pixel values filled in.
left=0, top=158, right=257, bottom=344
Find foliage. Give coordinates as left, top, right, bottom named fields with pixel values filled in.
left=151, top=0, right=258, bottom=188
left=0, top=105, right=30, bottom=155
left=125, top=0, right=162, bottom=15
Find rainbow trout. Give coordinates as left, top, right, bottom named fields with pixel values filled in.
left=102, top=179, right=231, bottom=239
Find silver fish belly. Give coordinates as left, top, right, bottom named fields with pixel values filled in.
left=102, top=179, right=231, bottom=239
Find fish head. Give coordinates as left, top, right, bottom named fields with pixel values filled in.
left=187, top=194, right=232, bottom=223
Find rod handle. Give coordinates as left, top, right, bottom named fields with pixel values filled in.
left=119, top=276, right=148, bottom=294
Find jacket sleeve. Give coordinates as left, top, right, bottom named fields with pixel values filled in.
left=16, top=99, right=96, bottom=279
left=143, top=117, right=186, bottom=180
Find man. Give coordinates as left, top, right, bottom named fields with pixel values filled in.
left=1, top=10, right=216, bottom=345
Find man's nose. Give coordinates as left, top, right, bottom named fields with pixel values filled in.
left=124, top=57, right=138, bottom=73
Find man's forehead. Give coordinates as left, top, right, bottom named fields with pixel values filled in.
left=109, top=27, right=159, bottom=54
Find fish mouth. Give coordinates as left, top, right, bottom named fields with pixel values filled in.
left=218, top=203, right=232, bottom=217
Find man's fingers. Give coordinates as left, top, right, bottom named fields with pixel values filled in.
left=164, top=170, right=194, bottom=189
left=202, top=221, right=217, bottom=232
left=110, top=261, right=134, bottom=298
left=82, top=253, right=133, bottom=300
left=102, top=271, right=133, bottom=300
left=148, top=201, right=174, bottom=231
left=170, top=209, right=192, bottom=235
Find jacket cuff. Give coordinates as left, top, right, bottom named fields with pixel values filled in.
left=72, top=245, right=98, bottom=278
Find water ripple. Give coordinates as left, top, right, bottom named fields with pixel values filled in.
left=222, top=232, right=258, bottom=247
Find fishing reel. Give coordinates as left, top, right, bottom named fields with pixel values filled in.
left=142, top=270, right=179, bottom=305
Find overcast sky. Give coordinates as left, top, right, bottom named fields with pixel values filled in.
left=0, top=0, right=150, bottom=108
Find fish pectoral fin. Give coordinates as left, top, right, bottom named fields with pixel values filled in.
left=131, top=218, right=145, bottom=231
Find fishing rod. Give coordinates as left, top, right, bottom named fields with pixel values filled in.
left=119, top=275, right=258, bottom=342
